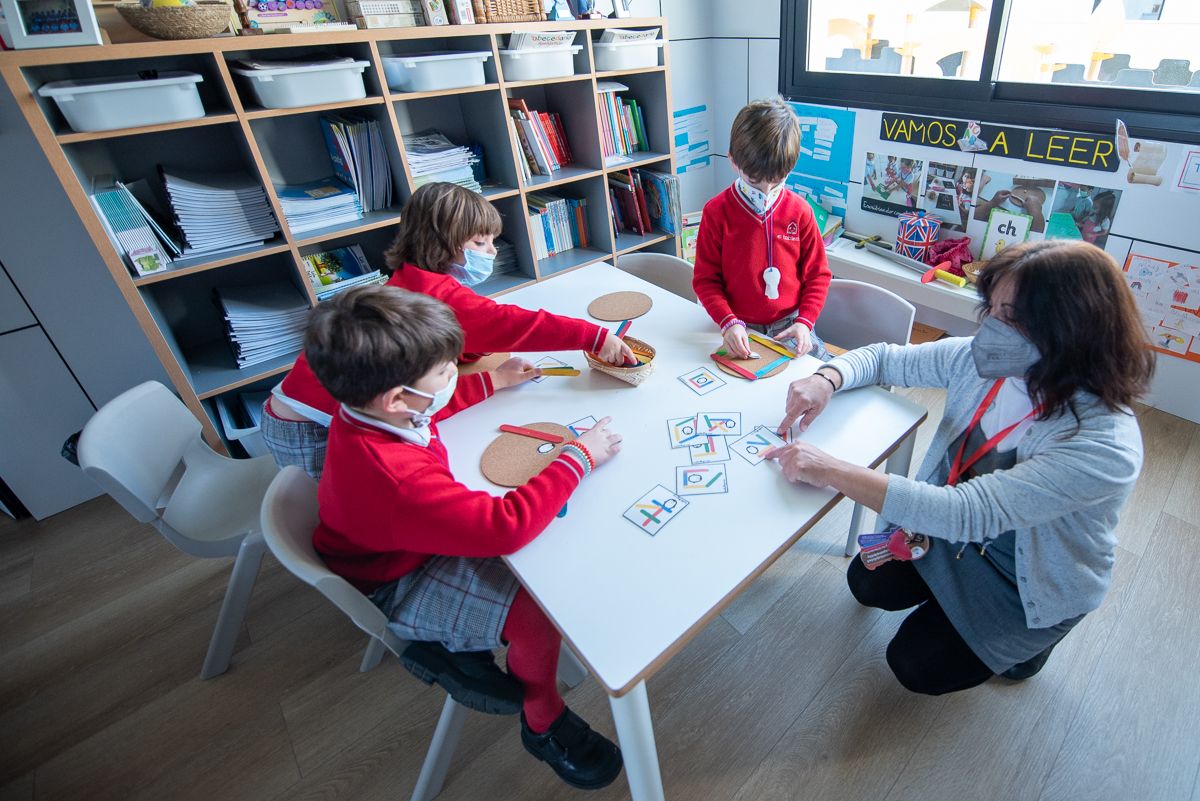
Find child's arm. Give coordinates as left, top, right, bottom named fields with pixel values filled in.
left=439, top=280, right=610, bottom=356
left=434, top=371, right=495, bottom=421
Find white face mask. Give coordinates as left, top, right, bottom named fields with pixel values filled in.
left=449, top=249, right=495, bottom=287
left=735, top=175, right=785, bottom=215
left=401, top=371, right=457, bottom=427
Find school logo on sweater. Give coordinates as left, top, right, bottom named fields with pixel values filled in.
left=778, top=220, right=801, bottom=242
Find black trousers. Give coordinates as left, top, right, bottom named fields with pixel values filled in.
left=847, top=556, right=994, bottom=695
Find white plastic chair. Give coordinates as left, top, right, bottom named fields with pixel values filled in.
left=77, top=381, right=278, bottom=679
left=813, top=280, right=916, bottom=556
left=260, top=466, right=589, bottom=801
left=616, top=252, right=698, bottom=303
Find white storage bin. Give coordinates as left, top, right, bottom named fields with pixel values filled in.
left=498, top=45, right=582, bottom=82
left=593, top=40, right=664, bottom=72
left=37, top=72, right=204, bottom=133
left=382, top=50, right=491, bottom=93
left=231, top=60, right=371, bottom=110
left=215, top=391, right=270, bottom=458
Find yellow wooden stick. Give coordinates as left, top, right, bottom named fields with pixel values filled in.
left=539, top=367, right=581, bottom=376
left=747, top=332, right=797, bottom=358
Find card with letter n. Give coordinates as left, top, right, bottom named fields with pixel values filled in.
left=688, top=434, right=731, bottom=464
left=675, top=465, right=729, bottom=496
left=731, top=425, right=786, bottom=466
left=623, top=485, right=690, bottom=535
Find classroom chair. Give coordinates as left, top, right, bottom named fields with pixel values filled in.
left=260, top=466, right=590, bottom=801
left=616, top=252, right=698, bottom=303
left=813, top=280, right=915, bottom=556
left=77, top=381, right=278, bottom=679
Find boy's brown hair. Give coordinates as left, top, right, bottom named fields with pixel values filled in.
left=728, top=97, right=801, bottom=184
left=383, top=182, right=502, bottom=275
left=305, top=285, right=464, bottom=408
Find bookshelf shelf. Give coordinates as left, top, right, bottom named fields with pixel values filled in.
left=1, top=16, right=678, bottom=451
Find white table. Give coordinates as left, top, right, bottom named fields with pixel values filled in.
left=439, top=264, right=927, bottom=801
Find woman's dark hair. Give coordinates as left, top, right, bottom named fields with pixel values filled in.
left=976, top=239, right=1154, bottom=418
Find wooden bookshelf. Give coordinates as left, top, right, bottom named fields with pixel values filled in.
left=0, top=17, right=679, bottom=453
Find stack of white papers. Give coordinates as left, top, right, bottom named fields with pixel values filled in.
left=403, top=129, right=481, bottom=193
left=493, top=238, right=518, bottom=276
left=321, top=113, right=392, bottom=213
left=275, top=178, right=364, bottom=234
left=216, top=281, right=311, bottom=368
left=160, top=169, right=280, bottom=256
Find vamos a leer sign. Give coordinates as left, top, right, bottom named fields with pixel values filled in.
left=880, top=113, right=1119, bottom=174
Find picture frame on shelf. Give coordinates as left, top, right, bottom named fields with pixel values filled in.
left=0, top=0, right=101, bottom=48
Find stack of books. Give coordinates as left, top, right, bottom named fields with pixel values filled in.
left=91, top=181, right=175, bottom=277
left=160, top=169, right=280, bottom=257
left=492, top=238, right=518, bottom=276
left=527, top=192, right=589, bottom=260
left=596, top=82, right=649, bottom=166
left=275, top=178, right=363, bottom=234
left=403, top=129, right=481, bottom=193
left=216, top=281, right=311, bottom=368
left=321, top=113, right=392, bottom=213
left=507, top=98, right=573, bottom=180
left=301, top=243, right=386, bottom=301
left=609, top=168, right=681, bottom=238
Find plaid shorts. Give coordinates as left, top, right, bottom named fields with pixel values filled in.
left=369, top=556, right=520, bottom=652
left=259, top=403, right=328, bottom=479
left=746, top=311, right=831, bottom=361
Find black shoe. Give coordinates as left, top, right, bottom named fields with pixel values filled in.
left=1001, top=641, right=1059, bottom=681
left=521, top=707, right=623, bottom=790
left=400, top=641, right=523, bottom=715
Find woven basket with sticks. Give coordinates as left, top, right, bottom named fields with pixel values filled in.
left=471, top=0, right=545, bottom=23
left=585, top=336, right=655, bottom=386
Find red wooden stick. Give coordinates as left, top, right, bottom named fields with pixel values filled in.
left=710, top=353, right=758, bottom=380
left=499, top=424, right=565, bottom=443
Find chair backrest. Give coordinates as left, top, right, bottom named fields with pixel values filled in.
left=260, top=467, right=401, bottom=652
left=615, top=252, right=698, bottom=303
left=77, top=381, right=201, bottom=523
left=814, top=279, right=916, bottom=351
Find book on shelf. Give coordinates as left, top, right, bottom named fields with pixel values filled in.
left=636, top=169, right=680, bottom=235
left=300, top=243, right=386, bottom=300
left=609, top=168, right=681, bottom=240
left=274, top=178, right=363, bottom=235
left=158, top=168, right=279, bottom=257
left=596, top=81, right=649, bottom=165
left=507, top=98, right=573, bottom=177
left=320, top=113, right=393, bottom=213
left=91, top=183, right=173, bottom=277
left=599, top=27, right=660, bottom=43
left=492, top=238, right=519, bottom=276
left=527, top=191, right=589, bottom=260
left=403, top=129, right=482, bottom=193
left=215, top=281, right=311, bottom=369
left=444, top=0, right=473, bottom=24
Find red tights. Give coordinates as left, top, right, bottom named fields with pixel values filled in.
left=501, top=587, right=565, bottom=733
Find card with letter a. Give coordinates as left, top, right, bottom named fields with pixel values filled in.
left=675, top=465, right=729, bottom=496
left=730, top=425, right=786, bottom=466
left=623, top=484, right=689, bottom=535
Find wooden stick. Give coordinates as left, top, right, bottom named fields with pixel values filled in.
left=746, top=332, right=796, bottom=358
left=710, top=353, right=758, bottom=380
left=539, top=367, right=581, bottom=376
left=499, top=424, right=565, bottom=443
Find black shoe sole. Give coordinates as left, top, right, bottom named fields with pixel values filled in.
left=522, top=741, right=624, bottom=790
left=400, top=652, right=522, bottom=716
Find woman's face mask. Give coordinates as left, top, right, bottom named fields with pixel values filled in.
left=971, top=316, right=1041, bottom=379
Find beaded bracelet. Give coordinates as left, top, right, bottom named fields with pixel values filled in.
left=560, top=443, right=592, bottom=477
left=565, top=441, right=595, bottom=472
left=720, top=317, right=747, bottom=334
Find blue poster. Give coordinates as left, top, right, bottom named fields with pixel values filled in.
left=785, top=173, right=848, bottom=218
left=787, top=102, right=856, bottom=184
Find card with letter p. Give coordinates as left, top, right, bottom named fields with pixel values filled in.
left=623, top=485, right=689, bottom=535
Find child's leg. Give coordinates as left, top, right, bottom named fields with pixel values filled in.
left=259, top=401, right=328, bottom=479
left=502, top=587, right=565, bottom=733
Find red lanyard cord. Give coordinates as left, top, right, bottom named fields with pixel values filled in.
left=947, top=379, right=1043, bottom=487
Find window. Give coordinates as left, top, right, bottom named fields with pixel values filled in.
left=781, top=0, right=1200, bottom=144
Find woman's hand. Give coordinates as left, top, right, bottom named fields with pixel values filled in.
left=777, top=372, right=836, bottom=434
left=761, top=441, right=839, bottom=487
left=722, top=323, right=756, bottom=359
left=573, top=416, right=622, bottom=468
left=596, top=331, right=636, bottom=366
left=490, top=357, right=540, bottom=390
left=773, top=322, right=812, bottom=356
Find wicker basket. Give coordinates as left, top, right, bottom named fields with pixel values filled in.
left=116, top=1, right=232, bottom=40
left=471, top=0, right=545, bottom=23
left=961, top=260, right=986, bottom=284
left=585, top=336, right=655, bottom=386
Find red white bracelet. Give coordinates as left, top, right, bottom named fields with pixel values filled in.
left=564, top=441, right=595, bottom=473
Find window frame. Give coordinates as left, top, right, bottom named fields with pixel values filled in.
left=780, top=0, right=1200, bottom=145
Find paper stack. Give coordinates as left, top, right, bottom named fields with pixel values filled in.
left=403, top=129, right=482, bottom=193
left=275, top=177, right=363, bottom=234
left=160, top=169, right=280, bottom=256
left=320, top=113, right=392, bottom=212
left=216, top=281, right=311, bottom=368
left=492, top=238, right=518, bottom=276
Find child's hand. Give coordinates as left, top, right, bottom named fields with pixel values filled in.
left=773, top=322, right=812, bottom=356
left=596, top=331, right=636, bottom=366
left=573, top=416, right=622, bottom=468
left=722, top=324, right=756, bottom=359
left=491, top=357, right=540, bottom=390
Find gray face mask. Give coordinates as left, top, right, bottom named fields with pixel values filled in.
left=971, top=316, right=1041, bottom=379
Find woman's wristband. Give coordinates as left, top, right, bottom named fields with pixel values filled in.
left=814, top=369, right=839, bottom=392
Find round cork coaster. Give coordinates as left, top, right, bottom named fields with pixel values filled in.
left=714, top=338, right=793, bottom=380
left=457, top=352, right=511, bottom=376
left=587, top=291, right=653, bottom=321
left=480, top=422, right=574, bottom=488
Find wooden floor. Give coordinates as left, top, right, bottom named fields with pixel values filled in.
left=4, top=387, right=1200, bottom=801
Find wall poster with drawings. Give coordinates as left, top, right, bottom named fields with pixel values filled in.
left=1122, top=249, right=1200, bottom=363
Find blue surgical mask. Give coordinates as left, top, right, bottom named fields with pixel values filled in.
left=735, top=176, right=784, bottom=216
left=971, top=316, right=1041, bottom=379
left=449, top=249, right=495, bottom=287
left=401, top=372, right=457, bottom=427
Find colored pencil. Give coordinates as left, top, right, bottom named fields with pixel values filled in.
left=499, top=424, right=565, bottom=443
left=539, top=367, right=581, bottom=376
left=710, top=352, right=758, bottom=380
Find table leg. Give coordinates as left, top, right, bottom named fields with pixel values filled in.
left=876, top=430, right=917, bottom=532
left=609, top=681, right=665, bottom=801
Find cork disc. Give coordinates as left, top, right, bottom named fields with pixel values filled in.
left=714, top=338, right=793, bottom=380
left=457, top=352, right=510, bottom=376
left=587, top=291, right=653, bottom=321
left=480, top=422, right=574, bottom=487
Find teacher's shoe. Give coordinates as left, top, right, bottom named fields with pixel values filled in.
left=400, top=641, right=523, bottom=715
left=521, top=707, right=624, bottom=790
left=1001, top=641, right=1059, bottom=681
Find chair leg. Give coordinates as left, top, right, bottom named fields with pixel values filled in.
left=411, top=695, right=469, bottom=801
left=844, top=501, right=867, bottom=557
left=200, top=532, right=266, bottom=680
left=359, top=636, right=387, bottom=672
left=556, top=641, right=589, bottom=689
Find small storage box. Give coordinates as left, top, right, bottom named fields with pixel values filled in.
left=231, top=60, right=370, bottom=109
left=37, top=71, right=204, bottom=133
left=382, top=50, right=491, bottom=92
left=497, top=45, right=582, bottom=82
left=215, top=391, right=270, bottom=458
left=593, top=39, right=664, bottom=72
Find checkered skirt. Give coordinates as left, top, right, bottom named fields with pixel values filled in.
left=259, top=403, right=328, bottom=479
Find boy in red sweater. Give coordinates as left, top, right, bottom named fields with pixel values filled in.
left=263, top=182, right=633, bottom=479
left=307, top=285, right=624, bottom=790
left=693, top=97, right=832, bottom=360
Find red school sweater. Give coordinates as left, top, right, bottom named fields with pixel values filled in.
left=312, top=371, right=584, bottom=593
left=278, top=264, right=608, bottom=420
left=692, top=187, right=832, bottom=329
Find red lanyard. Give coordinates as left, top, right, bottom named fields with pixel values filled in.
left=947, top=379, right=1042, bottom=486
